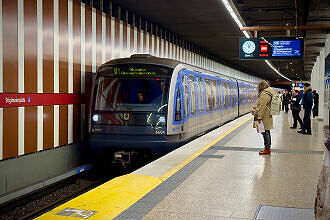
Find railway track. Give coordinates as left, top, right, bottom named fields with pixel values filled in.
left=0, top=163, right=135, bottom=220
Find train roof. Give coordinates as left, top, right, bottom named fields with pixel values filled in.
left=98, top=54, right=181, bottom=71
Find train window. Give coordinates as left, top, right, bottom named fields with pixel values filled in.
left=183, top=74, right=190, bottom=117
left=189, top=75, right=196, bottom=115
left=230, top=82, right=234, bottom=107
left=197, top=77, right=204, bottom=113
left=204, top=79, right=212, bottom=111
left=94, top=76, right=170, bottom=112
left=211, top=80, right=217, bottom=110
left=233, top=83, right=238, bottom=106
left=175, top=88, right=182, bottom=121
left=239, top=83, right=242, bottom=105
left=224, top=81, right=229, bottom=108
left=217, top=80, right=222, bottom=109
left=223, top=81, right=226, bottom=108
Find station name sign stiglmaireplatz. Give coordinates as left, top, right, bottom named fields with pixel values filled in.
left=239, top=37, right=304, bottom=60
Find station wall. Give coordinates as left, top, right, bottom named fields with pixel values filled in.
left=0, top=0, right=261, bottom=161
left=311, top=34, right=330, bottom=128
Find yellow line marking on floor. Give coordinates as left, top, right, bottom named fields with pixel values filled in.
left=159, top=115, right=253, bottom=181
left=36, top=116, right=252, bottom=220
left=35, top=174, right=162, bottom=220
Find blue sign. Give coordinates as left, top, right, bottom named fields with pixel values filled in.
left=239, top=37, right=304, bottom=60
left=272, top=40, right=301, bottom=57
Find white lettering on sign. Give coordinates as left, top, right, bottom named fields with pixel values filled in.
left=5, top=98, right=26, bottom=104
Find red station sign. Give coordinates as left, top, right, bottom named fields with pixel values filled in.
left=0, top=93, right=86, bottom=108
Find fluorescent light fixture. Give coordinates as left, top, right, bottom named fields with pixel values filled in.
left=221, top=0, right=292, bottom=81
left=242, top=31, right=250, bottom=38
left=265, top=60, right=292, bottom=81
left=221, top=0, right=250, bottom=38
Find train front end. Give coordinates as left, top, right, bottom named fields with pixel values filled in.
left=88, top=61, right=180, bottom=163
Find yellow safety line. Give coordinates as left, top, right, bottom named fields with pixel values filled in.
left=159, top=115, right=253, bottom=181
left=37, top=116, right=252, bottom=220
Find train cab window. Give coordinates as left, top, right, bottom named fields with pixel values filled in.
left=183, top=74, right=190, bottom=117
left=204, top=78, right=212, bottom=111
left=211, top=80, right=217, bottom=110
left=189, top=75, right=196, bottom=115
left=175, top=88, right=182, bottom=121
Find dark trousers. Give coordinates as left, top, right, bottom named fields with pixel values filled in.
left=292, top=110, right=303, bottom=128
left=284, top=103, right=289, bottom=112
left=313, top=106, right=318, bottom=118
left=302, top=108, right=312, bottom=133
left=261, top=130, right=271, bottom=149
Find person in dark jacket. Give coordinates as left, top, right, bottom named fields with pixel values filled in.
left=298, top=83, right=313, bottom=135
left=282, top=90, right=291, bottom=113
left=290, top=89, right=303, bottom=129
left=312, top=90, right=319, bottom=118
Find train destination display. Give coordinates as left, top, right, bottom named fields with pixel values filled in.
left=239, top=37, right=304, bottom=60
left=109, top=64, right=172, bottom=77
left=114, top=67, right=157, bottom=76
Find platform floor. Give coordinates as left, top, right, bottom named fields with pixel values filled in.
left=121, top=112, right=326, bottom=220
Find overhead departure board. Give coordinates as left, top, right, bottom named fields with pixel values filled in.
left=239, top=37, right=304, bottom=60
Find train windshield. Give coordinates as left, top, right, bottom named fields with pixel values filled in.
left=94, top=74, right=171, bottom=113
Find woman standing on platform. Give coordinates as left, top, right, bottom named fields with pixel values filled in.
left=253, top=80, right=275, bottom=155
left=290, top=89, right=303, bottom=129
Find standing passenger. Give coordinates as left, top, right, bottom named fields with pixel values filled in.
left=282, top=90, right=291, bottom=113
left=278, top=91, right=283, bottom=112
left=290, top=90, right=303, bottom=129
left=253, top=81, right=275, bottom=155
left=312, top=90, right=319, bottom=118
left=298, top=83, right=313, bottom=135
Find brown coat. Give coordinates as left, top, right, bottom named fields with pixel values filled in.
left=253, top=87, right=275, bottom=130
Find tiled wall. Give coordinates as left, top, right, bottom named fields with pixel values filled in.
left=0, top=0, right=260, bottom=160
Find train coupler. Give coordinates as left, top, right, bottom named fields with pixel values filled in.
left=112, top=151, right=136, bottom=168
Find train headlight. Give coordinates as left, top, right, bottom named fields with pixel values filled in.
left=92, top=114, right=99, bottom=122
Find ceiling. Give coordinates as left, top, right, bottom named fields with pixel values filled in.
left=111, top=0, right=330, bottom=81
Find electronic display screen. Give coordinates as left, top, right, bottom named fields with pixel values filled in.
left=272, top=40, right=301, bottom=57
left=114, top=67, right=157, bottom=76
left=239, top=37, right=304, bottom=60
left=100, top=64, right=172, bottom=77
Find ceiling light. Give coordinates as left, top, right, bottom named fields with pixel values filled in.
left=265, top=60, right=292, bottom=81
left=221, top=0, right=250, bottom=38
left=220, top=0, right=292, bottom=81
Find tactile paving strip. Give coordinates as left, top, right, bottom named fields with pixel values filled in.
left=198, top=154, right=225, bottom=159
left=254, top=205, right=315, bottom=220
left=211, top=146, right=324, bottom=155
left=114, top=157, right=209, bottom=219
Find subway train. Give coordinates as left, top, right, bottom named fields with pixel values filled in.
left=88, top=54, right=258, bottom=163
